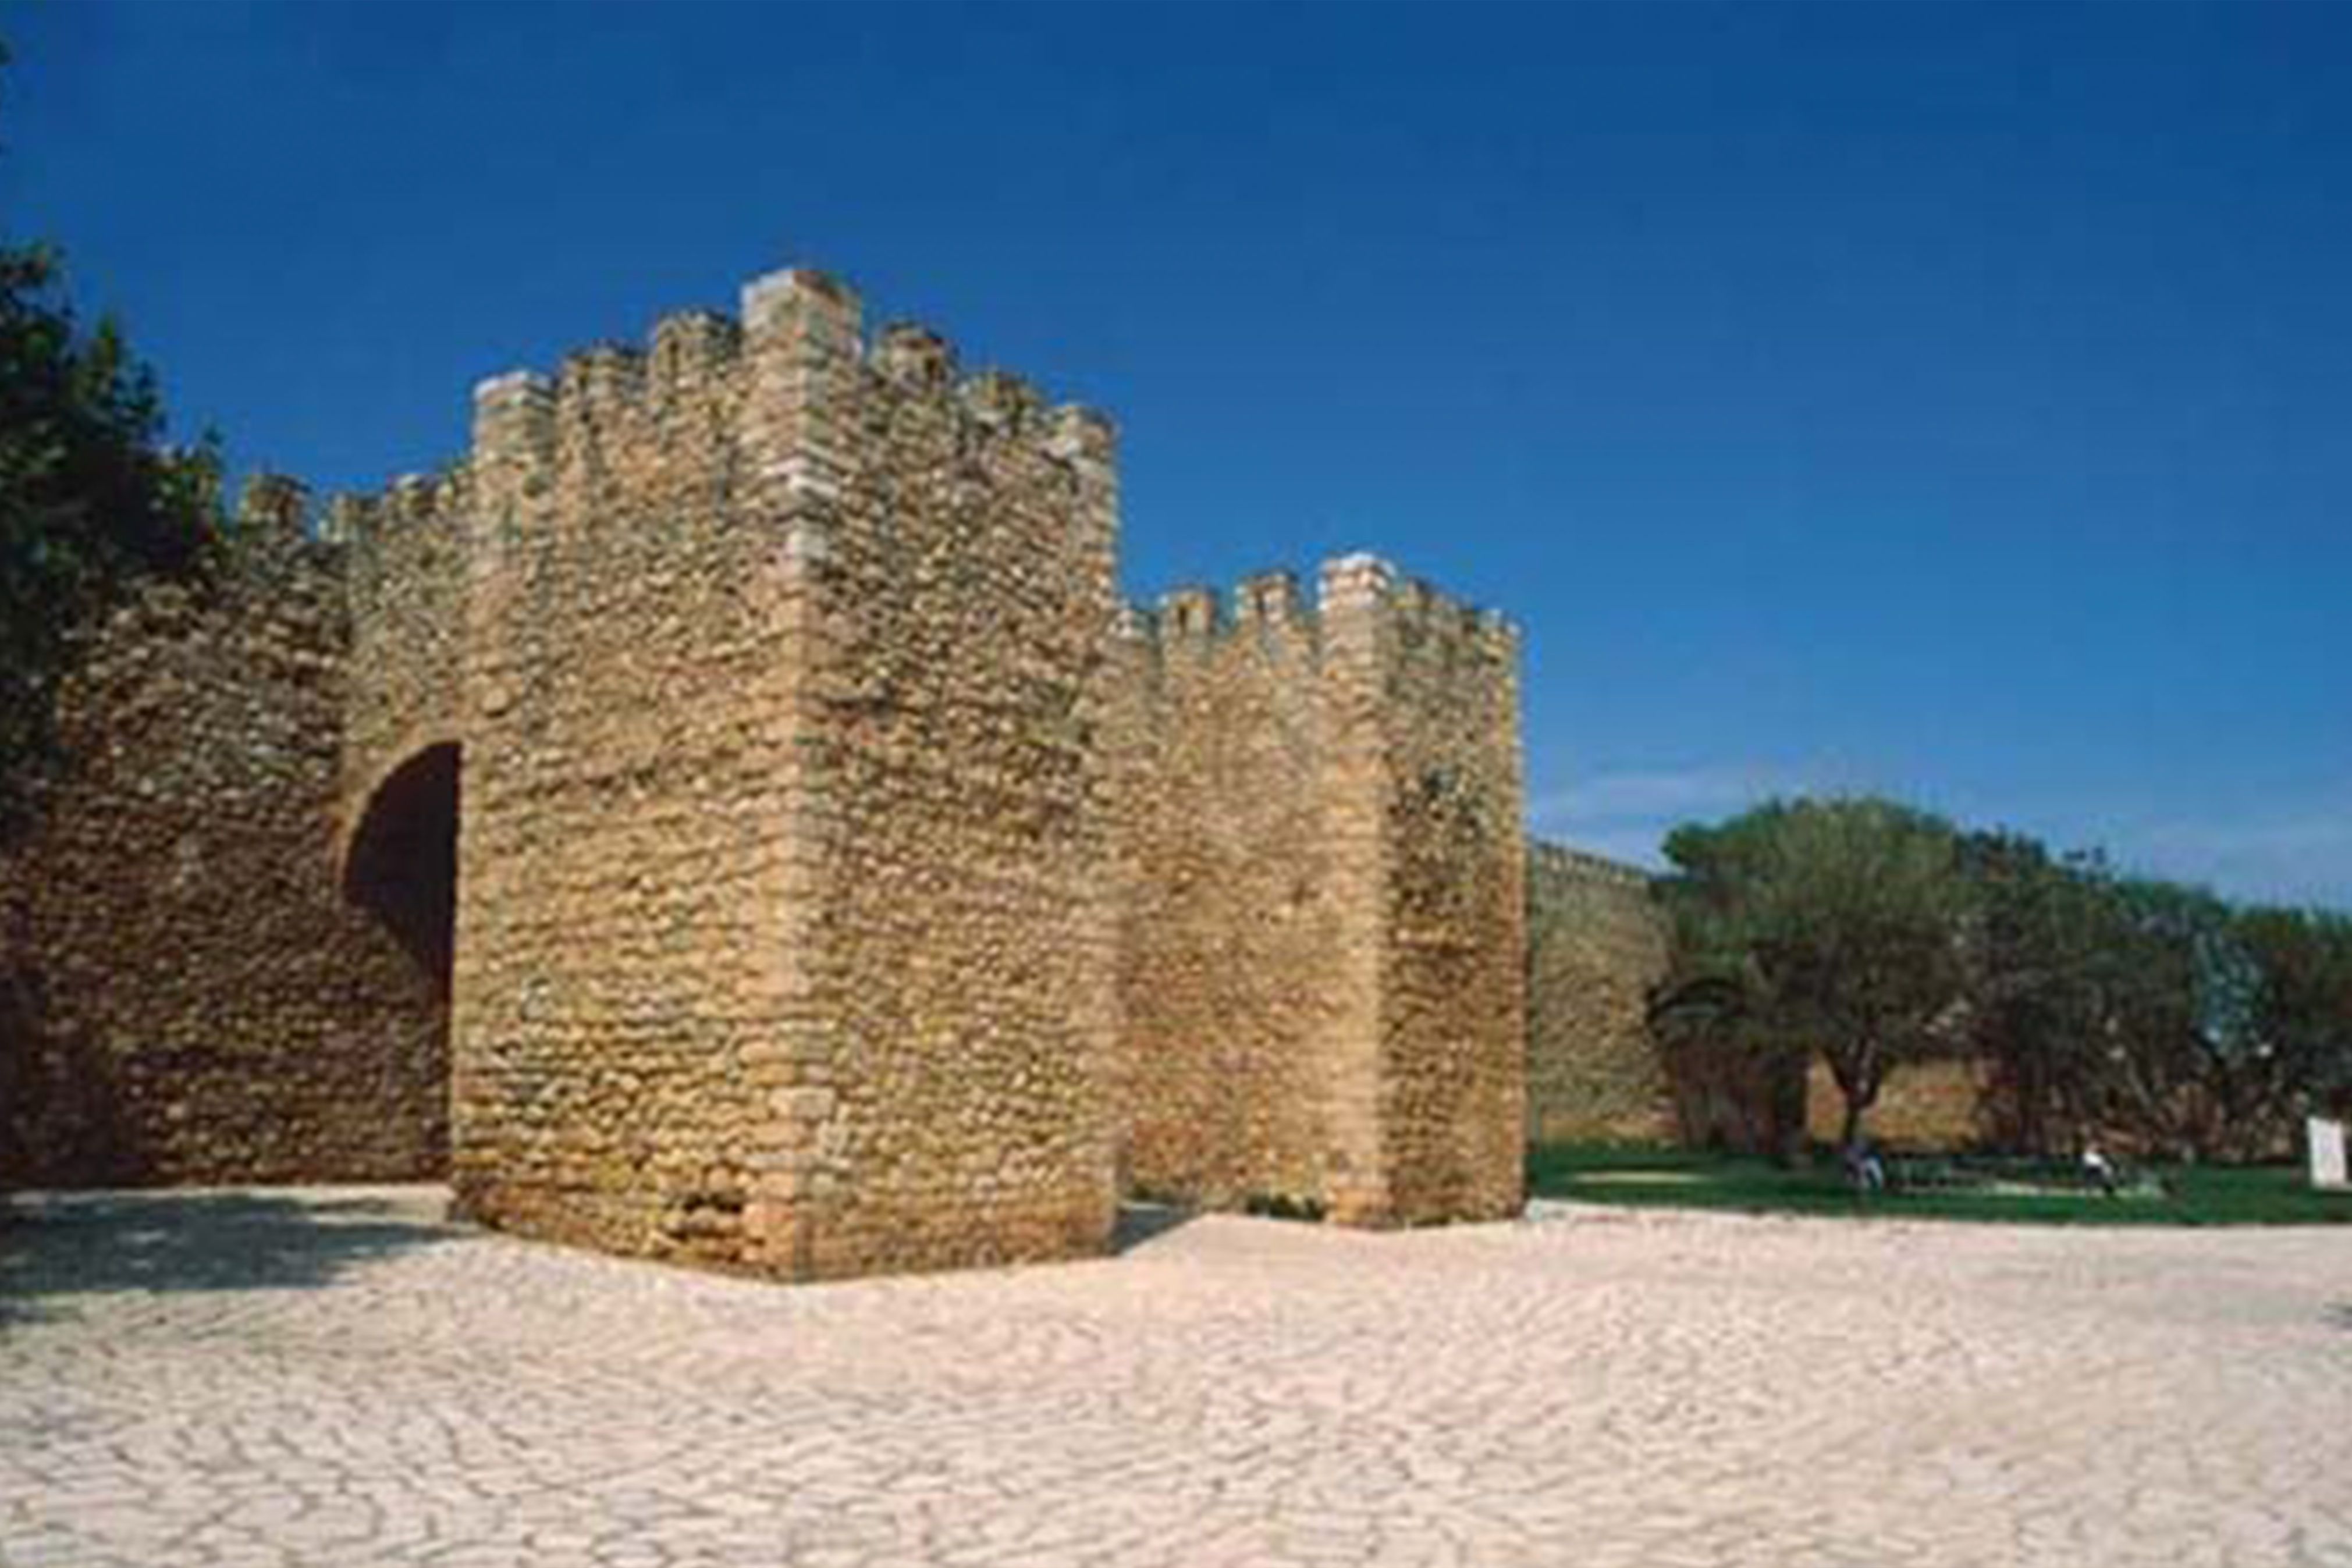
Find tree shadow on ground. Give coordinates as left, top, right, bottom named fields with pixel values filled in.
left=0, top=1189, right=453, bottom=1327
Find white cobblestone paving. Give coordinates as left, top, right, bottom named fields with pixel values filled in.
left=2, top=1186, right=2346, bottom=1567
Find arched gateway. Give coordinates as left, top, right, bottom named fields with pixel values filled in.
left=342, top=743, right=461, bottom=1001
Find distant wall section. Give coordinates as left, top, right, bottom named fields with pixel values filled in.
left=1523, top=841, right=1674, bottom=1144
left=1806, top=1058, right=1989, bottom=1150
left=331, top=466, right=471, bottom=846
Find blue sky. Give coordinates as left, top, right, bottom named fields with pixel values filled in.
left=6, top=1, right=2347, bottom=906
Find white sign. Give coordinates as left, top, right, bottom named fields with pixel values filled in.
left=2309, top=1117, right=2349, bottom=1192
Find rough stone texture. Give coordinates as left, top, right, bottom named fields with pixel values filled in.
left=1, top=261, right=1526, bottom=1277
left=1808, top=1057, right=1991, bottom=1150
left=1523, top=840, right=1674, bottom=1143
left=331, top=468, right=470, bottom=844
left=1109, top=577, right=1340, bottom=1210
left=6, top=1185, right=2347, bottom=1568
left=0, top=484, right=447, bottom=1186
left=438, top=304, right=798, bottom=1269
left=1111, top=562, right=1525, bottom=1225
left=1372, top=577, right=1527, bottom=1223
left=756, top=297, right=1126, bottom=1278
left=435, top=273, right=1125, bottom=1278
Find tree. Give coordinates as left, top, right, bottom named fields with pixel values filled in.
left=1960, top=832, right=2142, bottom=1154
left=2236, top=905, right=2352, bottom=1125
left=2078, top=877, right=2273, bottom=1161
left=0, top=40, right=222, bottom=830
left=1651, top=797, right=1975, bottom=1155
left=1963, top=829, right=2349, bottom=1161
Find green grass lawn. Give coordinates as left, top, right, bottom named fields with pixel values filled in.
left=1526, top=1142, right=2352, bottom=1226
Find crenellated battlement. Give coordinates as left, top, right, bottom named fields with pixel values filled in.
left=957, top=367, right=1047, bottom=433
left=649, top=310, right=742, bottom=383
left=1119, top=554, right=1515, bottom=667
left=318, top=464, right=474, bottom=560
left=1528, top=837, right=1656, bottom=893
left=439, top=265, right=1113, bottom=513
left=235, top=472, right=311, bottom=542
left=1390, top=573, right=1517, bottom=652
left=291, top=264, right=1125, bottom=674
left=556, top=342, right=647, bottom=406
left=872, top=321, right=954, bottom=388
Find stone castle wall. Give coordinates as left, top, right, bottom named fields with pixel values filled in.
left=1112, top=563, right=1526, bottom=1224
left=1523, top=841, right=1674, bottom=1144
left=1806, top=1058, right=1989, bottom=1150
left=1110, top=575, right=1356, bottom=1211
left=3, top=259, right=1532, bottom=1277
left=0, top=484, right=449, bottom=1186
left=755, top=291, right=1124, bottom=1278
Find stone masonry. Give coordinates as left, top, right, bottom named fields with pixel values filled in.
left=0, top=484, right=448, bottom=1187
left=1111, top=566, right=1526, bottom=1225
left=1806, top=1058, right=1989, bottom=1150
left=1, top=262, right=1529, bottom=1279
left=1523, top=841, right=1674, bottom=1144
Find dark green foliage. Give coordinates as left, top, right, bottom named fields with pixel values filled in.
left=0, top=44, right=223, bottom=829
left=2087, top=877, right=2277, bottom=1161
left=1959, top=831, right=2124, bottom=1153
left=1650, top=797, right=1975, bottom=1154
left=2236, top=906, right=2352, bottom=1121
left=1648, top=790, right=2352, bottom=1164
left=1962, top=831, right=2340, bottom=1160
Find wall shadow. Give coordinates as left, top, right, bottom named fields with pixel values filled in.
left=0, top=952, right=147, bottom=1188
left=0, top=1190, right=453, bottom=1327
left=342, top=742, right=461, bottom=1000
left=1109, top=1200, right=1195, bottom=1255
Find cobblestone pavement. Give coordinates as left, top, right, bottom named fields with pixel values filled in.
left=3, top=1187, right=2347, bottom=1568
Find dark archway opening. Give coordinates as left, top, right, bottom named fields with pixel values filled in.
left=344, top=744, right=461, bottom=1001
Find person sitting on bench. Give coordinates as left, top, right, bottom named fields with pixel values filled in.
left=2081, top=1141, right=2119, bottom=1197
left=1844, top=1139, right=1886, bottom=1193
